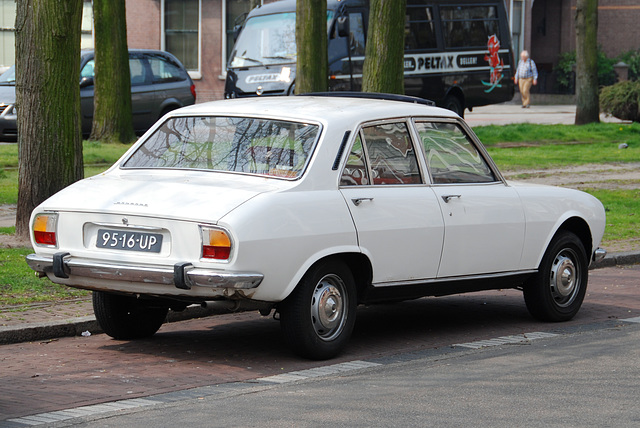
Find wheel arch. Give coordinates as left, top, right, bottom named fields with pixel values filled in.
left=556, top=216, right=593, bottom=259
left=279, top=252, right=372, bottom=305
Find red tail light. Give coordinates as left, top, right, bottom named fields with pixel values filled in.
left=190, top=84, right=196, bottom=101
left=200, top=227, right=231, bottom=260
left=33, top=213, right=58, bottom=247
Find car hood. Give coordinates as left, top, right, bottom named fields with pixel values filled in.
left=0, top=84, right=15, bottom=104
left=38, top=170, right=285, bottom=223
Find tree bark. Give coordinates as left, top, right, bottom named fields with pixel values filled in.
left=362, top=0, right=406, bottom=94
left=295, top=0, right=328, bottom=94
left=575, top=0, right=599, bottom=125
left=90, top=0, right=135, bottom=143
left=15, top=0, right=84, bottom=240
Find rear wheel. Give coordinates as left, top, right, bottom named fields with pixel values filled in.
left=443, top=94, right=464, bottom=118
left=93, top=291, right=168, bottom=340
left=279, top=259, right=357, bottom=360
left=523, top=231, right=588, bottom=322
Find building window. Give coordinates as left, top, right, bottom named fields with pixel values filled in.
left=81, top=0, right=94, bottom=50
left=163, top=0, right=201, bottom=78
left=0, top=0, right=16, bottom=69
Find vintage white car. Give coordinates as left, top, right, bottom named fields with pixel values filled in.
left=27, top=94, right=606, bottom=359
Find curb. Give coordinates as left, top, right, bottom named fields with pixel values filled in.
left=1, top=252, right=638, bottom=346
left=0, top=304, right=244, bottom=345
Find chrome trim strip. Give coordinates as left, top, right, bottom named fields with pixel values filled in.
left=25, top=254, right=263, bottom=290
left=372, top=270, right=538, bottom=288
left=90, top=222, right=166, bottom=232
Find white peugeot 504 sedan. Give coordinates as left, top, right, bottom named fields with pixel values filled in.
left=27, top=94, right=606, bottom=359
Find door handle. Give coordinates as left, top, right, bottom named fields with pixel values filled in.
left=441, top=194, right=461, bottom=203
left=352, top=197, right=374, bottom=206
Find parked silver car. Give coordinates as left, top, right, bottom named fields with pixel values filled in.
left=0, top=49, right=196, bottom=141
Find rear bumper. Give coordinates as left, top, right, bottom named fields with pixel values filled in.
left=26, top=253, right=263, bottom=290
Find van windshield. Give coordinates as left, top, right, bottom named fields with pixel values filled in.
left=229, top=11, right=334, bottom=68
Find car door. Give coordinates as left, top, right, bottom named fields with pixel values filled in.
left=129, top=54, right=156, bottom=133
left=339, top=120, right=445, bottom=285
left=414, top=120, right=526, bottom=278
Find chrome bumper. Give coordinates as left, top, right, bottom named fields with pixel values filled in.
left=26, top=253, right=263, bottom=290
left=593, top=247, right=607, bottom=263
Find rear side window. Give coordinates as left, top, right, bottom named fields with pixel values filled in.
left=415, top=121, right=496, bottom=184
left=341, top=122, right=422, bottom=186
left=147, top=54, right=188, bottom=83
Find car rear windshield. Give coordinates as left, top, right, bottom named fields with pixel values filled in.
left=122, top=116, right=320, bottom=179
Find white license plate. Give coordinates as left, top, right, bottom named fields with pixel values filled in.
left=97, top=229, right=163, bottom=253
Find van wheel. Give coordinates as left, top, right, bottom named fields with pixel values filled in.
left=443, top=95, right=464, bottom=118
left=523, top=231, right=588, bottom=322
left=93, top=291, right=168, bottom=340
left=279, top=259, right=357, bottom=360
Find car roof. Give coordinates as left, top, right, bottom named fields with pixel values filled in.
left=173, top=95, right=458, bottom=125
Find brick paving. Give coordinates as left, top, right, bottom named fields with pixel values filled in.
left=1, top=264, right=639, bottom=421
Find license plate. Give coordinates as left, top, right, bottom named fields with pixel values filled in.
left=97, top=229, right=163, bottom=253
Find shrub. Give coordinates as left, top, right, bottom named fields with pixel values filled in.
left=554, top=48, right=617, bottom=93
left=600, top=80, right=640, bottom=122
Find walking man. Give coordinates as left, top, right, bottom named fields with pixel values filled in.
left=514, top=50, right=538, bottom=108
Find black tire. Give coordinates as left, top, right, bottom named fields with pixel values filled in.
left=92, top=291, right=168, bottom=340
left=279, top=259, right=357, bottom=360
left=523, top=231, right=588, bottom=322
left=443, top=94, right=464, bottom=118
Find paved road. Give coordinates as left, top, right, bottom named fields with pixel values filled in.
left=1, top=264, right=639, bottom=425
left=36, top=321, right=640, bottom=427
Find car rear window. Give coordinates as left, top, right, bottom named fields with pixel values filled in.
left=122, top=116, right=320, bottom=179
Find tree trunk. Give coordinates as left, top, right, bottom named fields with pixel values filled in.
left=295, top=0, right=328, bottom=94
left=90, top=0, right=135, bottom=143
left=362, top=0, right=406, bottom=94
left=575, top=0, right=599, bottom=125
left=15, top=0, right=84, bottom=240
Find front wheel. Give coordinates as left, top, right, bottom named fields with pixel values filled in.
left=279, top=259, right=357, bottom=360
left=523, top=231, right=588, bottom=322
left=93, top=291, right=168, bottom=340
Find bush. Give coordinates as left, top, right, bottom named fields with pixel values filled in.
left=554, top=48, right=617, bottom=93
left=600, top=80, right=640, bottom=122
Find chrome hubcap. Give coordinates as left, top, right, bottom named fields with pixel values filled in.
left=311, top=274, right=346, bottom=341
left=549, top=251, right=580, bottom=307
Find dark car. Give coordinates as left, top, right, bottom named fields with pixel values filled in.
left=0, top=49, right=196, bottom=141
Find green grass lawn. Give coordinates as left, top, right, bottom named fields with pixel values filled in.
left=1, top=123, right=639, bottom=306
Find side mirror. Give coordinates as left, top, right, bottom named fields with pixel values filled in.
left=79, top=76, right=94, bottom=88
left=337, top=16, right=349, bottom=38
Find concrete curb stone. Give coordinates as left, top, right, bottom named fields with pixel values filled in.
left=1, top=251, right=637, bottom=346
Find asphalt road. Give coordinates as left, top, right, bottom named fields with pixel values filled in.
left=2, top=264, right=639, bottom=427
left=11, top=319, right=640, bottom=427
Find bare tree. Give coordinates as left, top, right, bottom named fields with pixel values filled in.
left=295, top=0, right=328, bottom=94
left=15, top=0, right=84, bottom=239
left=362, top=0, right=406, bottom=94
left=575, top=0, right=599, bottom=124
left=90, top=0, right=135, bottom=143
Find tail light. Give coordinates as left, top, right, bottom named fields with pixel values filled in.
left=190, top=84, right=196, bottom=101
left=200, top=226, right=231, bottom=260
left=33, top=213, right=58, bottom=247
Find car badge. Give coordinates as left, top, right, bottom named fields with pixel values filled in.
left=256, top=86, right=264, bottom=96
left=122, top=217, right=129, bottom=225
